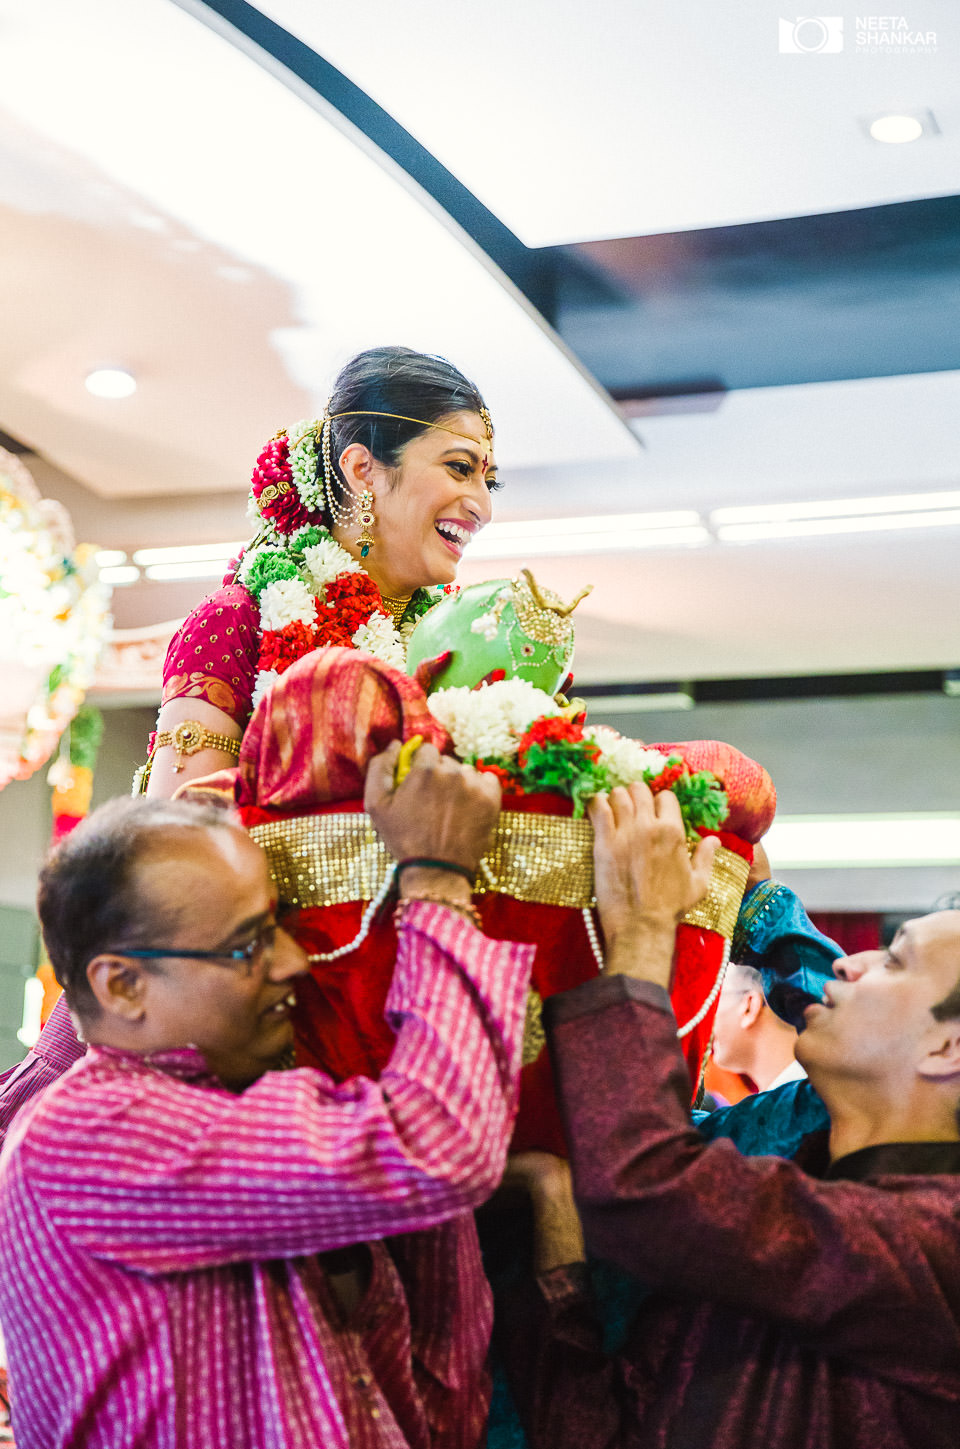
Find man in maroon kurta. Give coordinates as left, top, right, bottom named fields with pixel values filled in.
left=501, top=785, right=960, bottom=1449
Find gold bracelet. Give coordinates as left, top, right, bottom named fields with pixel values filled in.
left=394, top=895, right=483, bottom=930
left=153, top=721, right=242, bottom=773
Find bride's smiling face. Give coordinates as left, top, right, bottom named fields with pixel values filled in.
left=337, top=410, right=500, bottom=596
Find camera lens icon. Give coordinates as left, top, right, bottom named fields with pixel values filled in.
left=778, top=16, right=844, bottom=53
left=795, top=18, right=829, bottom=50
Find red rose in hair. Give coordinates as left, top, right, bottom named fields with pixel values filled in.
left=251, top=435, right=318, bottom=535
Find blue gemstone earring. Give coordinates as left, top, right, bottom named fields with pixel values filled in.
left=357, top=489, right=375, bottom=559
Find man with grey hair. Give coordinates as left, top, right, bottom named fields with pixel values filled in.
left=711, top=959, right=806, bottom=1093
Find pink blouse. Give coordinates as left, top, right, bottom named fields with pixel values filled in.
left=161, top=582, right=260, bottom=726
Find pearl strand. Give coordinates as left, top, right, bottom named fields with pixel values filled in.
left=675, top=939, right=731, bottom=1039
left=582, top=906, right=605, bottom=972
left=583, top=906, right=731, bottom=1043
left=307, top=864, right=397, bottom=963
left=321, top=414, right=358, bottom=528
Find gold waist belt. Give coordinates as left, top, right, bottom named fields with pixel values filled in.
left=249, top=812, right=750, bottom=940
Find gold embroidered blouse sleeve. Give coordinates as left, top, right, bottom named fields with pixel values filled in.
left=144, top=697, right=242, bottom=799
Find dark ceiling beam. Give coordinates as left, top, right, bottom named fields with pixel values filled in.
left=576, top=669, right=954, bottom=706
left=177, top=0, right=555, bottom=318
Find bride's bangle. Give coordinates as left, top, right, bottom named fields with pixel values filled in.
left=394, top=896, right=482, bottom=930
left=155, top=721, right=241, bottom=772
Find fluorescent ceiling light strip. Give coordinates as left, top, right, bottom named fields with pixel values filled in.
left=579, top=692, right=694, bottom=713
left=133, top=542, right=246, bottom=566
left=99, top=565, right=140, bottom=586
left=469, top=525, right=709, bottom=558
left=716, top=510, right=960, bottom=544
left=483, top=511, right=700, bottom=540
left=764, top=814, right=960, bottom=868
left=712, top=490, right=960, bottom=526
left=94, top=549, right=127, bottom=568
left=144, top=560, right=234, bottom=582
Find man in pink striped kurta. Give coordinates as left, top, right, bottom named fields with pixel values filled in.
left=0, top=742, right=532, bottom=1449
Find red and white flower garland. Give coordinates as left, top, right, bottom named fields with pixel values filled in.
left=427, top=680, right=727, bottom=830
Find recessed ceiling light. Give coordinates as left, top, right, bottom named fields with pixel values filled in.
left=870, top=114, right=923, bottom=144
left=865, top=110, right=939, bottom=145
left=85, top=368, right=137, bottom=399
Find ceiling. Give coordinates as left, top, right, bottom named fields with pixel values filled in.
left=252, top=0, right=960, bottom=246
left=1, top=0, right=958, bottom=689
left=0, top=0, right=635, bottom=497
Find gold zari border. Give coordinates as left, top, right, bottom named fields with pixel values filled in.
left=250, top=814, right=392, bottom=909
left=249, top=811, right=594, bottom=910
left=681, top=845, right=750, bottom=942
left=249, top=812, right=749, bottom=937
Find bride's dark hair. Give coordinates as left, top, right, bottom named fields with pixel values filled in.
left=324, top=346, right=487, bottom=510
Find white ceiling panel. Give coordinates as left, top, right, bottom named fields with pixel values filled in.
left=0, top=0, right=636, bottom=500
left=258, top=0, right=960, bottom=245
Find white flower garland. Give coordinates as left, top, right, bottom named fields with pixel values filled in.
left=289, top=419, right=325, bottom=513
left=428, top=678, right=561, bottom=760
left=301, top=537, right=361, bottom=593
left=259, top=577, right=318, bottom=632
left=427, top=688, right=677, bottom=787
left=250, top=669, right=280, bottom=714
left=352, top=612, right=407, bottom=670
left=583, top=726, right=670, bottom=787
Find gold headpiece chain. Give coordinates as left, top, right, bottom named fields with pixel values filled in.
left=328, top=408, right=494, bottom=445
left=294, top=407, right=494, bottom=452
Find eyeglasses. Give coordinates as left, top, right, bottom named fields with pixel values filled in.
left=116, top=920, right=282, bottom=978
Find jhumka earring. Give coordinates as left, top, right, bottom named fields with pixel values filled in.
left=357, top=489, right=376, bottom=558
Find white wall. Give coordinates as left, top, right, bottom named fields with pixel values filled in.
left=0, top=706, right=155, bottom=1067
left=590, top=691, right=960, bottom=912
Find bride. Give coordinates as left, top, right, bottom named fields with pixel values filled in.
left=143, top=345, right=498, bottom=796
